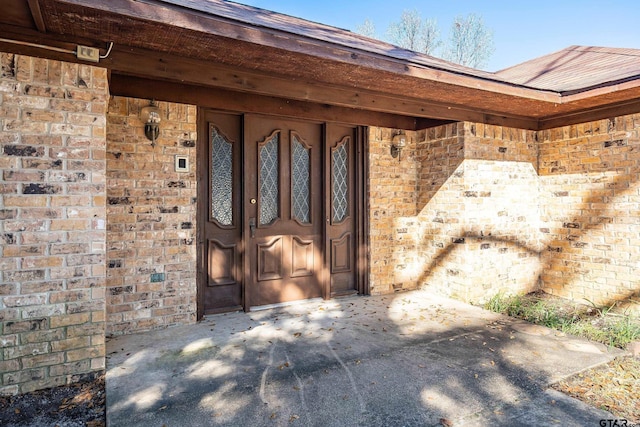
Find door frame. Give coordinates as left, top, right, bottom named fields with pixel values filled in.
left=197, top=108, right=369, bottom=319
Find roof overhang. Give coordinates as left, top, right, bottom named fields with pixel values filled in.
left=1, top=0, right=639, bottom=130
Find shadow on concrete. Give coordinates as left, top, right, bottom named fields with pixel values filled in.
left=106, top=291, right=619, bottom=426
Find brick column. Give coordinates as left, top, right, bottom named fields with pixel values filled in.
left=106, top=97, right=197, bottom=336
left=0, top=53, right=108, bottom=395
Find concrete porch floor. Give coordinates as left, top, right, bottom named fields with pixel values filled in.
left=106, top=290, right=623, bottom=426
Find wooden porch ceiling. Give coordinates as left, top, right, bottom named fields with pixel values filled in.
left=2, top=0, right=640, bottom=130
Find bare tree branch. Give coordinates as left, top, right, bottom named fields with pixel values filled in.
left=443, top=14, right=495, bottom=69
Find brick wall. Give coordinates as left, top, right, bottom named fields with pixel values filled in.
left=457, top=123, right=542, bottom=301
left=105, top=97, right=197, bottom=335
left=368, top=127, right=420, bottom=294
left=0, top=53, right=108, bottom=395
left=368, top=123, right=541, bottom=301
left=414, top=123, right=467, bottom=297
left=539, top=116, right=640, bottom=306
left=369, top=115, right=640, bottom=307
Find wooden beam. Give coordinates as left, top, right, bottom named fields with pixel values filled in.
left=100, top=45, right=541, bottom=130
left=109, top=74, right=419, bottom=129
left=0, top=22, right=541, bottom=130
left=539, top=98, right=640, bottom=130
left=53, top=0, right=559, bottom=103
left=415, top=118, right=457, bottom=130
left=27, top=0, right=47, bottom=32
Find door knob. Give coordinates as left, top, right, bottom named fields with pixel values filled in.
left=249, top=217, right=256, bottom=238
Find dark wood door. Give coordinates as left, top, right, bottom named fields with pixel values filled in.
left=199, top=111, right=243, bottom=315
left=244, top=115, right=323, bottom=307
left=198, top=111, right=365, bottom=316
left=326, top=124, right=358, bottom=296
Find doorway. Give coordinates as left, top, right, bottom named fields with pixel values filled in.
left=198, top=111, right=366, bottom=316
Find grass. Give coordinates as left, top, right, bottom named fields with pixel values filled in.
left=486, top=291, right=640, bottom=422
left=484, top=292, right=640, bottom=349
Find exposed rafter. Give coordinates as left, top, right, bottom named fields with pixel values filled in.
left=0, top=0, right=639, bottom=131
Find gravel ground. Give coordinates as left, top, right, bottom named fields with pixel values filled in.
left=553, top=356, right=640, bottom=423
left=0, top=374, right=105, bottom=427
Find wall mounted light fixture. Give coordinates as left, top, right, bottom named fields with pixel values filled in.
left=140, top=100, right=161, bottom=144
left=390, top=133, right=407, bottom=161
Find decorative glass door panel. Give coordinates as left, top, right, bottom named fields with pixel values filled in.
left=326, top=125, right=357, bottom=296
left=291, top=133, right=311, bottom=225
left=244, top=115, right=323, bottom=307
left=200, top=112, right=243, bottom=315
left=258, top=131, right=280, bottom=226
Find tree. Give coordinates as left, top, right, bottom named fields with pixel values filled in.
left=386, top=9, right=441, bottom=55
left=442, top=14, right=495, bottom=69
left=355, top=18, right=376, bottom=38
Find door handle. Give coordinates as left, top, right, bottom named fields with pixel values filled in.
left=249, top=217, right=256, bottom=238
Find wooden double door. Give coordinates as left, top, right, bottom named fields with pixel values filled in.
left=198, top=111, right=364, bottom=315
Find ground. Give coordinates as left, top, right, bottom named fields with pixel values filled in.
left=1, top=292, right=638, bottom=426
left=0, top=375, right=105, bottom=427
left=553, top=356, right=639, bottom=423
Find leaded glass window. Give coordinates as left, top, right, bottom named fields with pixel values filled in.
left=259, top=132, right=280, bottom=225
left=332, top=139, right=348, bottom=223
left=211, top=127, right=233, bottom=226
left=291, top=135, right=310, bottom=224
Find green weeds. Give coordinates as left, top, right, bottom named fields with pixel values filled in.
left=484, top=293, right=640, bottom=349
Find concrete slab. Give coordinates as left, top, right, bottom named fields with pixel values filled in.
left=106, top=290, right=623, bottom=426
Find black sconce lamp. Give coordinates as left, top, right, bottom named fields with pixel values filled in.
left=140, top=100, right=161, bottom=145
left=390, top=133, right=407, bottom=161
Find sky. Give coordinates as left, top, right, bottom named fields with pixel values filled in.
left=232, top=0, right=640, bottom=71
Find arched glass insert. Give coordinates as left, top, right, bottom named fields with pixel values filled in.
left=211, top=127, right=233, bottom=226
left=291, top=134, right=310, bottom=224
left=332, top=139, right=348, bottom=223
left=259, top=132, right=280, bottom=225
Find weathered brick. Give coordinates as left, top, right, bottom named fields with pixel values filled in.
left=49, top=289, right=91, bottom=304
left=2, top=294, right=47, bottom=307
left=3, top=170, right=45, bottom=181
left=65, top=345, right=103, bottom=362
left=49, top=360, right=90, bottom=377
left=3, top=368, right=46, bottom=385
left=0, top=360, right=20, bottom=374
left=20, top=328, right=65, bottom=344
left=22, top=183, right=61, bottom=194
left=0, top=334, right=18, bottom=347
left=21, top=352, right=65, bottom=368
left=3, top=144, right=45, bottom=157
left=51, top=336, right=90, bottom=352
left=49, top=313, right=90, bottom=328
left=4, top=342, right=50, bottom=359
left=3, top=245, right=46, bottom=257
left=21, top=303, right=65, bottom=319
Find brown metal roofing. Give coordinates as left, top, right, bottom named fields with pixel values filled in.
left=495, top=46, right=640, bottom=94
left=160, top=0, right=505, bottom=81
left=2, top=0, right=640, bottom=130
left=163, top=1, right=640, bottom=94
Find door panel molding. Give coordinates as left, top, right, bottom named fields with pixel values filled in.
left=291, top=236, right=315, bottom=278
left=207, top=239, right=237, bottom=286
left=330, top=232, right=352, bottom=274
left=257, top=237, right=284, bottom=282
